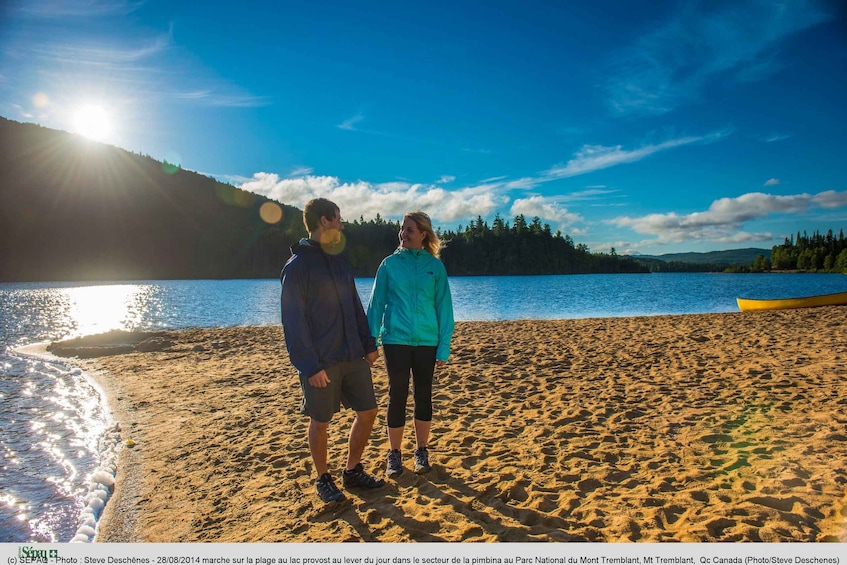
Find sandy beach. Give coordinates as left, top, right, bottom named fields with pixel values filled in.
left=48, top=307, right=847, bottom=543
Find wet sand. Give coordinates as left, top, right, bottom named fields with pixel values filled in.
left=49, top=307, right=847, bottom=542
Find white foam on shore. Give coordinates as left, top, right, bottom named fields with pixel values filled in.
left=13, top=344, right=123, bottom=543
left=68, top=422, right=122, bottom=542
left=69, top=412, right=122, bottom=543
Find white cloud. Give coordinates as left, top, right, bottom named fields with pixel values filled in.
left=241, top=173, right=507, bottom=224
left=504, top=177, right=538, bottom=190
left=16, top=0, right=141, bottom=18
left=28, top=31, right=172, bottom=68
left=510, top=196, right=582, bottom=225
left=239, top=129, right=730, bottom=230
left=764, top=133, right=793, bottom=143
left=611, top=190, right=847, bottom=244
left=813, top=190, right=847, bottom=209
left=564, top=188, right=619, bottom=201
left=544, top=130, right=730, bottom=179
left=606, top=1, right=832, bottom=116
left=167, top=90, right=269, bottom=107
left=764, top=178, right=780, bottom=186
left=289, top=166, right=313, bottom=177
left=338, top=114, right=364, bottom=130
left=16, top=17, right=268, bottom=110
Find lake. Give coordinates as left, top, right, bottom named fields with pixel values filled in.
left=1, top=272, right=846, bottom=542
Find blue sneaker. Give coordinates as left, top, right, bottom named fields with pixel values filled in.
left=413, top=447, right=431, bottom=474
left=386, top=449, right=403, bottom=478
left=343, top=463, right=386, bottom=489
left=315, top=473, right=345, bottom=503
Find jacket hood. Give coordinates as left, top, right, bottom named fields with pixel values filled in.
left=292, top=237, right=348, bottom=256
left=291, top=238, right=322, bottom=254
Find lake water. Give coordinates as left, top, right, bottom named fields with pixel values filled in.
left=1, top=272, right=846, bottom=542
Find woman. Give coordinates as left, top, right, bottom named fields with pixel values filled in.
left=367, top=211, right=454, bottom=477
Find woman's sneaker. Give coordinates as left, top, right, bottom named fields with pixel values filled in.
left=386, top=449, right=403, bottom=478
left=342, top=463, right=386, bottom=489
left=413, top=447, right=431, bottom=474
left=315, top=473, right=345, bottom=503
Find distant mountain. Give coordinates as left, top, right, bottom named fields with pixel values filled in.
left=633, top=248, right=770, bottom=266
left=0, top=117, right=306, bottom=281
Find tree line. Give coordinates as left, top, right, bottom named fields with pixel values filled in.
left=765, top=230, right=847, bottom=273
left=342, top=214, right=648, bottom=277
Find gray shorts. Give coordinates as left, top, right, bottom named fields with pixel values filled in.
left=299, top=358, right=377, bottom=422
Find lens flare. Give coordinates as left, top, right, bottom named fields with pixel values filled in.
left=259, top=202, right=283, bottom=224
left=33, top=92, right=50, bottom=108
left=320, top=230, right=346, bottom=255
left=162, top=151, right=181, bottom=175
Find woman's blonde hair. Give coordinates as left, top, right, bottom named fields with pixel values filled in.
left=404, top=211, right=442, bottom=258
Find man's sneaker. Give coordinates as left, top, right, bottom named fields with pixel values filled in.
left=342, top=463, right=386, bottom=489
left=386, top=449, right=403, bottom=478
left=413, top=447, right=431, bottom=474
left=315, top=473, right=345, bottom=503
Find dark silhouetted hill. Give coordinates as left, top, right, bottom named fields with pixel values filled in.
left=0, top=117, right=305, bottom=281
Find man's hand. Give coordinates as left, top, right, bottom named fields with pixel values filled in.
left=308, top=370, right=331, bottom=388
left=365, top=349, right=379, bottom=366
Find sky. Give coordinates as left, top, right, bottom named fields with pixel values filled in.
left=1, top=0, right=846, bottom=255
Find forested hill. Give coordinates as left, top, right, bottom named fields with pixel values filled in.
left=0, top=117, right=306, bottom=281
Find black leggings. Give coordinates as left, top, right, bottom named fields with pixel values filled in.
left=383, top=344, right=437, bottom=428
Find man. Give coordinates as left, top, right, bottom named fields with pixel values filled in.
left=280, top=198, right=385, bottom=503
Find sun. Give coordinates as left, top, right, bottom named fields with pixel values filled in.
left=72, top=104, right=112, bottom=141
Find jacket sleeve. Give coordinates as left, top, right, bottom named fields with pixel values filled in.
left=366, top=259, right=389, bottom=343
left=434, top=260, right=455, bottom=361
left=280, top=259, right=322, bottom=378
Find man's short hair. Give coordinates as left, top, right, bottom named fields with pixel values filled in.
left=303, top=198, right=339, bottom=232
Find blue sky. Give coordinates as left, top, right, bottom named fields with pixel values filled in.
left=2, top=0, right=846, bottom=255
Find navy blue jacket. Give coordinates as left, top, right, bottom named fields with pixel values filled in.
left=280, top=238, right=376, bottom=378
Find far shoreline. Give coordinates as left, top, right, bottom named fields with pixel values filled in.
left=3, top=268, right=844, bottom=284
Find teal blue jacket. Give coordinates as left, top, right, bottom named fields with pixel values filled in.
left=367, top=248, right=454, bottom=361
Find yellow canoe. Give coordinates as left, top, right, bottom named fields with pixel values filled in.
left=736, top=291, right=847, bottom=312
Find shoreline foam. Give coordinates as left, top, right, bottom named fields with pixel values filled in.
left=47, top=309, right=847, bottom=542
left=12, top=343, right=123, bottom=542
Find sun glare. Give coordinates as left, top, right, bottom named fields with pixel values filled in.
left=64, top=284, right=145, bottom=336
left=72, top=104, right=112, bottom=141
